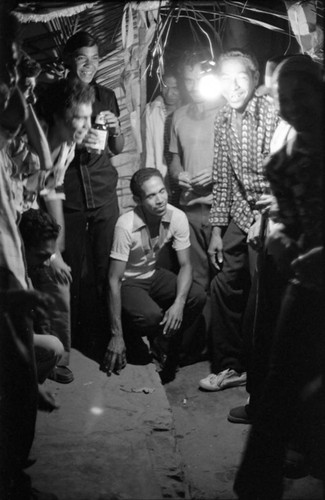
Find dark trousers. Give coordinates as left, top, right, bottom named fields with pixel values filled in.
left=121, top=268, right=206, bottom=352
left=63, top=200, right=119, bottom=342
left=243, top=253, right=288, bottom=417
left=234, top=282, right=325, bottom=499
left=210, top=220, right=256, bottom=374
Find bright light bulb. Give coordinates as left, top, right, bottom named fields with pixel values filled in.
left=199, top=74, right=221, bottom=100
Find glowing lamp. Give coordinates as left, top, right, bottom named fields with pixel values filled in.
left=199, top=73, right=221, bottom=100
left=198, top=59, right=221, bottom=100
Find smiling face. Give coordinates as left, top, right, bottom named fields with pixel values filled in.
left=57, top=102, right=92, bottom=144
left=220, top=57, right=259, bottom=112
left=137, top=176, right=168, bottom=219
left=70, top=45, right=99, bottom=84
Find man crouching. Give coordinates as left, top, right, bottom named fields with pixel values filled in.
left=102, top=168, right=206, bottom=383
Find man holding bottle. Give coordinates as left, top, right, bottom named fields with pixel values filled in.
left=62, top=31, right=124, bottom=348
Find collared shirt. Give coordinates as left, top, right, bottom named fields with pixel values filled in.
left=169, top=102, right=220, bottom=207
left=63, top=82, right=120, bottom=210
left=110, top=203, right=190, bottom=279
left=0, top=149, right=28, bottom=290
left=209, top=94, right=279, bottom=233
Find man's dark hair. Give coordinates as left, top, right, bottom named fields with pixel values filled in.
left=179, top=49, right=212, bottom=75
left=37, top=77, right=95, bottom=126
left=130, top=168, right=163, bottom=199
left=218, top=49, right=259, bottom=74
left=19, top=209, right=60, bottom=249
left=63, top=31, right=99, bottom=65
left=18, top=52, right=41, bottom=79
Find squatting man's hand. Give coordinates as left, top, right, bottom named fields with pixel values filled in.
left=101, top=335, right=127, bottom=376
left=160, top=301, right=184, bottom=337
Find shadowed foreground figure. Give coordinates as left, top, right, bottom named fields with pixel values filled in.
left=234, top=55, right=324, bottom=500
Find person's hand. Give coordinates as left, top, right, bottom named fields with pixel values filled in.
left=255, top=193, right=275, bottom=215
left=160, top=301, right=184, bottom=337
left=190, top=169, right=212, bottom=188
left=49, top=252, right=72, bottom=285
left=208, top=229, right=223, bottom=270
left=100, top=110, right=120, bottom=135
left=247, top=215, right=264, bottom=251
left=178, top=171, right=192, bottom=190
left=4, top=289, right=54, bottom=322
left=83, top=127, right=100, bottom=150
left=38, top=384, right=60, bottom=412
left=266, top=222, right=296, bottom=264
left=101, top=336, right=127, bottom=376
left=291, top=246, right=323, bottom=288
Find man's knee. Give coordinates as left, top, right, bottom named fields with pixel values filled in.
left=34, top=334, right=64, bottom=364
left=128, top=307, right=163, bottom=330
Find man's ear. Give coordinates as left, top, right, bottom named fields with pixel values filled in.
left=254, top=70, right=260, bottom=88
left=133, top=195, right=141, bottom=205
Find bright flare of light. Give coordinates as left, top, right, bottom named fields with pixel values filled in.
left=90, top=406, right=104, bottom=415
left=199, top=74, right=222, bottom=100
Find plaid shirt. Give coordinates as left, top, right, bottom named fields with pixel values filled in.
left=209, top=95, right=278, bottom=233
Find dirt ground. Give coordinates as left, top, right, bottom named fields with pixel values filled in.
left=30, top=350, right=323, bottom=500
left=165, top=361, right=323, bottom=500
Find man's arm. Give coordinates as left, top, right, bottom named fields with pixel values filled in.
left=170, top=153, right=192, bottom=190
left=160, top=247, right=192, bottom=336
left=101, top=259, right=127, bottom=375
left=44, top=197, right=72, bottom=284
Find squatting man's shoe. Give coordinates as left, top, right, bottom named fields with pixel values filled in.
left=48, top=366, right=74, bottom=384
left=199, top=369, right=246, bottom=391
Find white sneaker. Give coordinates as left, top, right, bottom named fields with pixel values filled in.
left=199, top=369, right=247, bottom=391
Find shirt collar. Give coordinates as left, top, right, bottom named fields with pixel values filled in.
left=221, top=94, right=259, bottom=124
left=132, top=205, right=173, bottom=232
left=91, top=81, right=100, bottom=101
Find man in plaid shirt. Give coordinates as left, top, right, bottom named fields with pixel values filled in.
left=199, top=50, right=279, bottom=392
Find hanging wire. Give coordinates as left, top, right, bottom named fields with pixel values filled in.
left=192, top=9, right=215, bottom=60
left=284, top=18, right=293, bottom=55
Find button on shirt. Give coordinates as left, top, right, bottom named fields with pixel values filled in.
left=209, top=95, right=279, bottom=233
left=63, top=83, right=120, bottom=210
left=110, top=204, right=190, bottom=279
